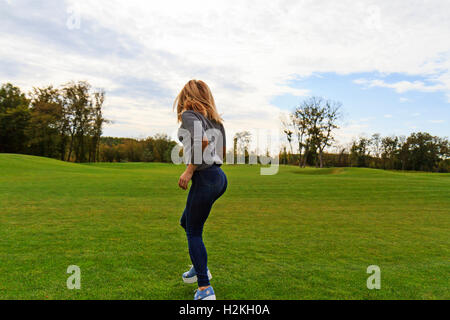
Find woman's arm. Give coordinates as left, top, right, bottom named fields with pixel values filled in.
left=178, top=164, right=197, bottom=190
left=179, top=137, right=211, bottom=190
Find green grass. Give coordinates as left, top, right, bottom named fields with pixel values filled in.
left=0, top=154, right=449, bottom=300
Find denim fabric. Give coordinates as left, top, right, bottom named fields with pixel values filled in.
left=180, top=165, right=228, bottom=287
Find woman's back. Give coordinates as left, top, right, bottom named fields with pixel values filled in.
left=178, top=110, right=226, bottom=170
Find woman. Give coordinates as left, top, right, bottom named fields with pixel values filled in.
left=175, top=80, right=228, bottom=300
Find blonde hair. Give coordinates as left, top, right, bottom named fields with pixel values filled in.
left=174, top=80, right=223, bottom=124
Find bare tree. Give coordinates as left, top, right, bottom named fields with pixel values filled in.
left=281, top=116, right=294, bottom=157
left=290, top=97, right=341, bottom=168
left=292, top=109, right=308, bottom=167
left=317, top=100, right=341, bottom=168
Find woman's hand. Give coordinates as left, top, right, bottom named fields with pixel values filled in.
left=178, top=165, right=196, bottom=190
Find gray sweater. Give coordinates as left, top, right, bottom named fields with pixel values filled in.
left=178, top=110, right=226, bottom=171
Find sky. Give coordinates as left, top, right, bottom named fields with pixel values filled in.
left=1, top=0, right=449, bottom=150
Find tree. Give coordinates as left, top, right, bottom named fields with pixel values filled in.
left=290, top=97, right=341, bottom=168
left=234, top=131, right=252, bottom=164
left=317, top=100, right=341, bottom=168
left=28, top=86, right=64, bottom=158
left=0, top=83, right=31, bottom=153
left=292, top=104, right=309, bottom=167
left=0, top=83, right=29, bottom=113
left=281, top=116, right=294, bottom=162
left=152, top=134, right=177, bottom=162
left=350, top=137, right=371, bottom=167
left=403, top=132, right=443, bottom=171
left=62, top=81, right=108, bottom=162
left=371, top=133, right=382, bottom=158
left=89, top=90, right=107, bottom=162
left=63, top=81, right=91, bottom=162
left=381, top=136, right=399, bottom=169
left=1, top=81, right=108, bottom=162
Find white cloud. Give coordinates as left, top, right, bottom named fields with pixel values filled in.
left=428, top=120, right=445, bottom=124
left=359, top=117, right=375, bottom=122
left=384, top=114, right=393, bottom=118
left=354, top=79, right=447, bottom=93
left=1, top=0, right=450, bottom=143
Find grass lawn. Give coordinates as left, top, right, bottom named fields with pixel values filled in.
left=0, top=154, right=448, bottom=300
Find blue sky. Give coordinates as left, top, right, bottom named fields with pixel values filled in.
left=1, top=0, right=449, bottom=149
left=272, top=72, right=449, bottom=138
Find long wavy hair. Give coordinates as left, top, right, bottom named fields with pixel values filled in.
left=174, top=80, right=223, bottom=124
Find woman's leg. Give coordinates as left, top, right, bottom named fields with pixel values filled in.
left=185, top=188, right=215, bottom=287
left=182, top=168, right=228, bottom=288
left=180, top=184, right=195, bottom=231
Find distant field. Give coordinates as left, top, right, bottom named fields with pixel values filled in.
left=0, top=154, right=448, bottom=300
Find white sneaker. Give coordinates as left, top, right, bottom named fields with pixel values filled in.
left=182, top=265, right=212, bottom=284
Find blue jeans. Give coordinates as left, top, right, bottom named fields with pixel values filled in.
left=180, top=165, right=228, bottom=287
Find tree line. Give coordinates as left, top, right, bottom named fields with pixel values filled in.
left=0, top=82, right=177, bottom=163
left=99, top=135, right=177, bottom=163
left=348, top=132, right=449, bottom=172
left=280, top=97, right=449, bottom=172
left=2, top=83, right=448, bottom=171
left=0, top=82, right=107, bottom=162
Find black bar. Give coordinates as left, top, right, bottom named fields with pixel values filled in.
left=0, top=300, right=442, bottom=319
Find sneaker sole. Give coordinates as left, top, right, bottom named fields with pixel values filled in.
left=182, top=271, right=212, bottom=284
